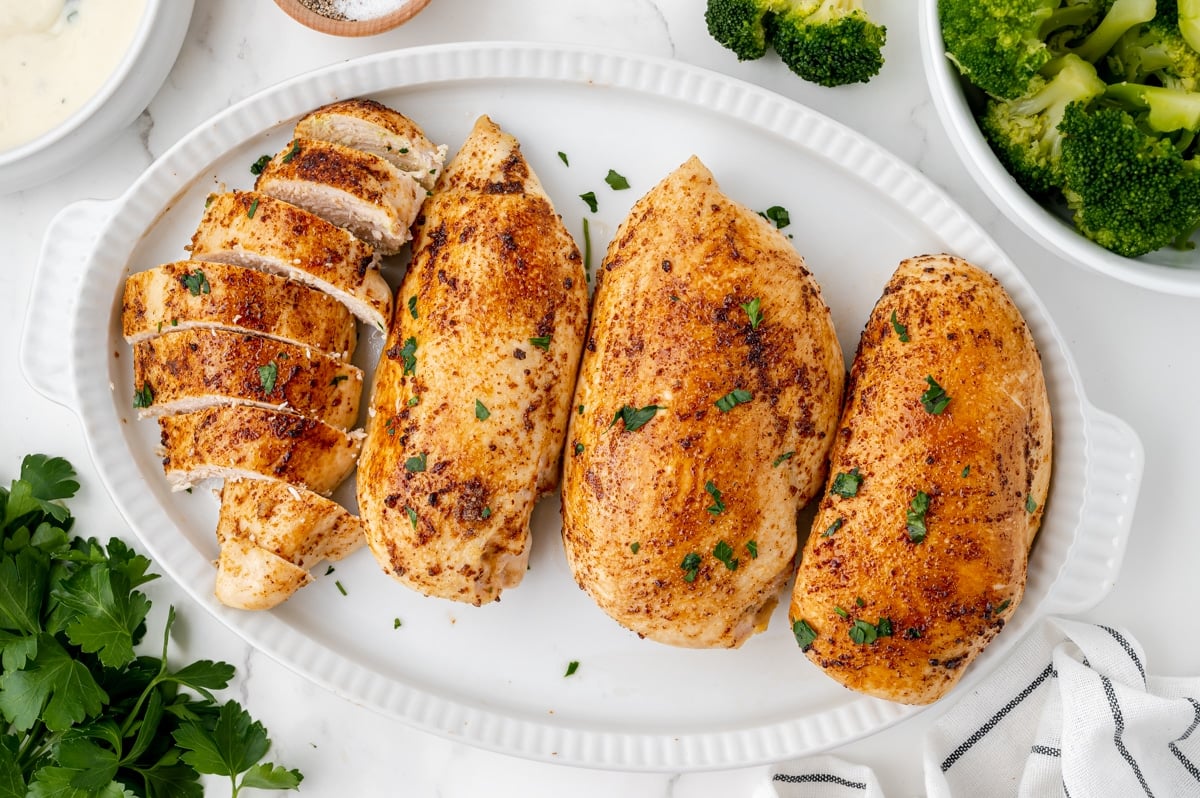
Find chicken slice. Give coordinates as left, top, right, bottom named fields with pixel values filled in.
left=133, top=328, right=362, bottom=428
left=357, top=116, right=589, bottom=605
left=560, top=156, right=845, bottom=648
left=122, top=260, right=357, bottom=357
left=214, top=479, right=364, bottom=610
left=294, top=98, right=447, bottom=190
left=159, top=405, right=363, bottom=495
left=254, top=138, right=423, bottom=255
left=190, top=192, right=392, bottom=331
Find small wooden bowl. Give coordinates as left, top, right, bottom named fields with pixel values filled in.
left=273, top=0, right=431, bottom=36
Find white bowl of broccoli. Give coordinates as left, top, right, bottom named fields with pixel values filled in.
left=920, top=0, right=1200, bottom=296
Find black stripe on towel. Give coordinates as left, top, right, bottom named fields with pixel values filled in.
left=941, top=663, right=1057, bottom=771
left=1101, top=674, right=1154, bottom=797
left=1100, top=625, right=1146, bottom=684
left=1169, top=697, right=1200, bottom=784
left=1031, top=745, right=1061, bottom=757
left=773, top=774, right=867, bottom=790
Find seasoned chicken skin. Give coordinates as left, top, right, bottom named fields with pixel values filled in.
left=159, top=405, right=363, bottom=495
left=294, top=98, right=447, bottom=190
left=255, top=138, right=423, bottom=255
left=215, top=479, right=364, bottom=610
left=561, top=157, right=844, bottom=648
left=122, top=261, right=356, bottom=357
left=357, top=116, right=588, bottom=605
left=190, top=192, right=392, bottom=331
left=790, top=254, right=1052, bottom=705
left=133, top=328, right=361, bottom=428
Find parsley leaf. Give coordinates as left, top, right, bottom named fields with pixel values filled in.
left=241, top=762, right=304, bottom=792
left=714, top=389, right=753, bottom=413
left=759, top=205, right=791, bottom=229
left=280, top=140, right=301, bottom=163
left=176, top=700, right=301, bottom=794
left=257, top=362, right=278, bottom=395
left=630, top=542, right=640, bottom=554
left=741, top=297, right=763, bottom=330
left=181, top=269, right=210, bottom=296
left=830, top=467, right=863, bottom=498
left=713, top=540, right=738, bottom=571
left=399, top=337, right=417, bottom=376
left=920, top=376, right=951, bottom=415
left=404, top=453, right=427, bottom=473
left=821, top=517, right=844, bottom=537
left=772, top=451, right=794, bottom=467
left=792, top=619, right=817, bottom=651
left=849, top=619, right=878, bottom=645
left=558, top=151, right=569, bottom=166
left=579, top=191, right=598, bottom=213
left=564, top=661, right=579, bottom=677
left=475, top=400, right=490, bottom=421
left=20, top=455, right=79, bottom=503
left=704, top=480, right=726, bottom=515
left=406, top=507, right=418, bottom=529
left=408, top=295, right=418, bottom=320
left=746, top=540, right=758, bottom=559
left=609, top=404, right=664, bottom=432
left=680, top=552, right=701, bottom=582
left=0, top=634, right=106, bottom=732
left=529, top=335, right=552, bottom=351
left=249, top=154, right=271, bottom=175
left=906, top=490, right=930, bottom=543
left=889, top=310, right=910, bottom=342
left=1026, top=494, right=1038, bottom=513
left=604, top=169, right=630, bottom=190
left=962, top=465, right=970, bottom=478
left=55, top=562, right=151, bottom=668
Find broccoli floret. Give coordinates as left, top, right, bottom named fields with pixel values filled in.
left=1066, top=0, right=1158, bottom=62
left=770, top=0, right=886, bottom=87
left=705, top=0, right=781, bottom=61
left=1059, top=100, right=1200, bottom=254
left=704, top=0, right=886, bottom=86
left=1109, top=0, right=1200, bottom=89
left=981, top=55, right=1108, bottom=195
left=941, top=0, right=1101, bottom=100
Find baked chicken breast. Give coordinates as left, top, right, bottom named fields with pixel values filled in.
left=561, top=156, right=845, bottom=648
left=357, top=116, right=588, bottom=605
left=790, top=254, right=1052, bottom=704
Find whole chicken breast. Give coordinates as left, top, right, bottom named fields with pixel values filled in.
left=561, top=156, right=844, bottom=648
left=122, top=260, right=357, bottom=357
left=357, top=116, right=588, bottom=605
left=255, top=138, right=424, bottom=255
left=159, top=405, right=363, bottom=495
left=790, top=254, right=1052, bottom=705
left=190, top=191, right=392, bottom=331
left=133, top=328, right=361, bottom=428
left=294, top=98, right=447, bottom=190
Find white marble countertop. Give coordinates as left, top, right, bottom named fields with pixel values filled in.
left=3, top=1, right=1198, bottom=795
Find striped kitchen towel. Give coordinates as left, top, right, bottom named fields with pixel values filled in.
left=769, top=618, right=1200, bottom=797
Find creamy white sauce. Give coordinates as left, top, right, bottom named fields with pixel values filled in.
left=0, top=0, right=148, bottom=153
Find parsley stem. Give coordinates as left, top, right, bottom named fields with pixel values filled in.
left=582, top=217, right=592, bottom=282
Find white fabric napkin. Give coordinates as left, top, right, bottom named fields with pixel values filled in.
left=767, top=618, right=1200, bottom=798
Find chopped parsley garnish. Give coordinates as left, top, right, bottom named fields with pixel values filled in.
left=408, top=295, right=418, bottom=319
left=579, top=191, right=598, bottom=213
left=385, top=416, right=397, bottom=436
left=877, top=617, right=894, bottom=637
left=746, top=540, right=758, bottom=559
left=772, top=451, right=795, bottom=467
left=405, top=452, right=427, bottom=473
left=481, top=506, right=492, bottom=520
left=246, top=198, right=259, bottom=218
left=281, top=140, right=301, bottom=163
left=713, top=540, right=738, bottom=571
left=407, top=395, right=420, bottom=407
left=962, top=465, right=970, bottom=478
left=704, top=480, right=726, bottom=515
left=906, top=490, right=930, bottom=543
left=849, top=619, right=879, bottom=645
left=331, top=374, right=349, bottom=386
left=920, top=376, right=951, bottom=415
left=905, top=627, right=922, bottom=639
left=133, top=384, right=154, bottom=409
left=529, top=335, right=552, bottom=351
left=335, top=580, right=347, bottom=596
left=582, top=217, right=592, bottom=282
left=181, top=268, right=210, bottom=296
left=604, top=169, right=630, bottom=190
left=890, top=310, right=910, bottom=342
left=741, top=297, right=764, bottom=330
left=1025, top=494, right=1038, bottom=513
left=830, top=467, right=863, bottom=498
left=325, top=565, right=335, bottom=575
left=558, top=151, right=569, bottom=166
left=400, top=336, right=417, bottom=375
left=759, top=205, right=791, bottom=229
left=577, top=404, right=585, bottom=415
left=792, top=619, right=818, bottom=650
left=394, top=618, right=403, bottom=629
left=994, top=598, right=1012, bottom=615
left=574, top=442, right=584, bottom=455
left=680, top=552, right=702, bottom=582
left=821, top=517, right=844, bottom=538
left=630, top=541, right=640, bottom=554
left=834, top=606, right=849, bottom=618
left=715, top=388, right=753, bottom=413
left=609, top=404, right=665, bottom=432
left=564, top=661, right=580, bottom=677
left=258, top=361, right=278, bottom=394
left=855, top=596, right=865, bottom=607
left=475, top=400, right=490, bottom=421
left=406, top=507, right=418, bottom=529
left=249, top=154, right=271, bottom=174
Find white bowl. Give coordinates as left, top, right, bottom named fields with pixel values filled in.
left=919, top=0, right=1200, bottom=296
left=0, top=0, right=194, bottom=195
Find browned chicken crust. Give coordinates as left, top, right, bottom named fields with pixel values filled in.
left=561, top=156, right=845, bottom=648
left=189, top=191, right=392, bottom=330
left=122, top=260, right=357, bottom=357
left=133, top=328, right=361, bottom=428
left=159, top=405, right=363, bottom=495
left=790, top=254, right=1052, bottom=705
left=357, top=116, right=589, bottom=605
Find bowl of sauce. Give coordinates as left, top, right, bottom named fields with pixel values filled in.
left=0, top=0, right=194, bottom=194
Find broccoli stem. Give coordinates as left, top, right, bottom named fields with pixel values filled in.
left=1072, top=0, right=1157, bottom=62
left=1106, top=81, right=1200, bottom=130
left=1182, top=0, right=1200, bottom=53
left=1038, top=4, right=1100, bottom=39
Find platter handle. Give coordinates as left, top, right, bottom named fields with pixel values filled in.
left=20, top=199, right=115, bottom=410
left=1042, top=404, right=1143, bottom=615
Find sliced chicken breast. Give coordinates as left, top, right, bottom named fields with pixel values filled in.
left=190, top=192, right=392, bottom=332
left=357, top=116, right=589, bottom=605
left=214, top=478, right=364, bottom=610
left=122, top=260, right=356, bottom=357
left=255, top=138, right=424, bottom=255
left=294, top=98, right=447, bottom=190
left=133, top=328, right=362, bottom=428
left=159, top=405, right=363, bottom=495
